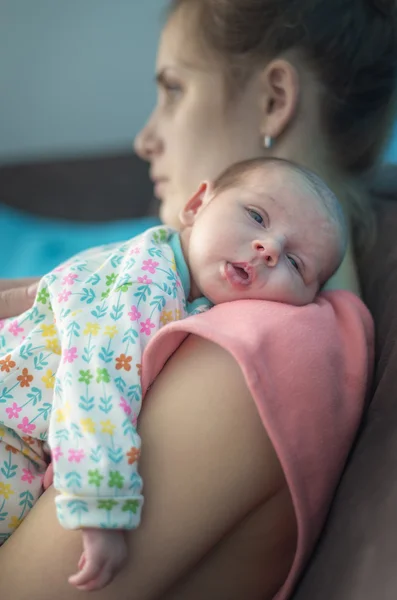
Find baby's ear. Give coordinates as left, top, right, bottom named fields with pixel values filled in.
left=179, top=181, right=213, bottom=226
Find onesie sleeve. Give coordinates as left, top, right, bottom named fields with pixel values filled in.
left=47, top=226, right=194, bottom=530
left=49, top=264, right=145, bottom=530
left=50, top=334, right=144, bottom=529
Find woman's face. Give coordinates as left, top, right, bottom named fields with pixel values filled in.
left=134, top=12, right=265, bottom=229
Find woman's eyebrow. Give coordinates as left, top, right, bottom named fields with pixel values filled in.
left=155, top=58, right=209, bottom=80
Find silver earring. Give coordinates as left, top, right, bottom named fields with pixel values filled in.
left=263, top=135, right=273, bottom=149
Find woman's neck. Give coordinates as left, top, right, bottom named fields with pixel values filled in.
left=324, top=243, right=361, bottom=295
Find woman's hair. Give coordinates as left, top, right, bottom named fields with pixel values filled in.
left=167, top=0, right=397, bottom=246
left=168, top=0, right=397, bottom=174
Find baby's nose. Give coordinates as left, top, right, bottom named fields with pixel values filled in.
left=252, top=239, right=281, bottom=267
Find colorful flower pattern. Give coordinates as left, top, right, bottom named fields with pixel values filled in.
left=0, top=226, right=210, bottom=541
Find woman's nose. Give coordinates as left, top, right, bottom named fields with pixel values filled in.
left=134, top=119, right=163, bottom=161
left=252, top=238, right=282, bottom=267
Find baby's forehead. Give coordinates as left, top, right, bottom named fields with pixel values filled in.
left=242, top=166, right=326, bottom=213
left=241, top=163, right=300, bottom=192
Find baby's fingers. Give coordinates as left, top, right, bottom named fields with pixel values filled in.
left=77, top=553, right=86, bottom=572
left=68, top=556, right=102, bottom=590
left=71, top=564, right=115, bottom=592
left=79, top=550, right=126, bottom=591
left=79, top=564, right=115, bottom=592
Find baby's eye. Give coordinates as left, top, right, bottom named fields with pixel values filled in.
left=288, top=256, right=299, bottom=271
left=247, top=209, right=264, bottom=225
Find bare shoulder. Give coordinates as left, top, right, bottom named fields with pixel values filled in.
left=140, top=333, right=288, bottom=510
left=142, top=333, right=297, bottom=600
left=0, top=333, right=296, bottom=600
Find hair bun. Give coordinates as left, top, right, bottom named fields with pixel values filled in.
left=371, top=0, right=396, bottom=17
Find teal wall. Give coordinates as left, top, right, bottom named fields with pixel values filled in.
left=0, top=0, right=162, bottom=163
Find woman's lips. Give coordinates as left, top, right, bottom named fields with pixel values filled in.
left=153, top=179, right=168, bottom=198
left=223, top=262, right=254, bottom=287
left=150, top=172, right=168, bottom=199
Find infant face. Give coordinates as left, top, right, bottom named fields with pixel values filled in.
left=183, top=167, right=345, bottom=306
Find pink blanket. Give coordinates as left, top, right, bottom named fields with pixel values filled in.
left=142, top=291, right=374, bottom=599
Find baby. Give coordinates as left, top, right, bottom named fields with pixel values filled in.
left=0, top=157, right=346, bottom=591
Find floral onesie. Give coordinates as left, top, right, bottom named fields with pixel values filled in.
left=0, top=226, right=210, bottom=544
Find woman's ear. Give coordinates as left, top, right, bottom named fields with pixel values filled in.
left=179, top=181, right=213, bottom=226
left=260, top=59, right=299, bottom=140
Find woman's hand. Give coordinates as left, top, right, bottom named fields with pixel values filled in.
left=0, top=278, right=39, bottom=318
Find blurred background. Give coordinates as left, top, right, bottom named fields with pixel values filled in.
left=0, top=0, right=396, bottom=277
left=0, top=0, right=163, bottom=277
left=0, top=0, right=161, bottom=164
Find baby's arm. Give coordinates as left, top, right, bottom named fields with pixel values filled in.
left=68, top=529, right=127, bottom=591
left=47, top=251, right=146, bottom=590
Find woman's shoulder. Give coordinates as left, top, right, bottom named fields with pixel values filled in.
left=141, top=291, right=373, bottom=600
left=142, top=291, right=373, bottom=395
left=163, top=291, right=372, bottom=354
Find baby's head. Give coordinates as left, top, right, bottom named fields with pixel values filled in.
left=179, top=157, right=347, bottom=306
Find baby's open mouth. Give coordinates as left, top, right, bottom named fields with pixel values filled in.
left=233, top=265, right=250, bottom=280
left=224, top=262, right=253, bottom=286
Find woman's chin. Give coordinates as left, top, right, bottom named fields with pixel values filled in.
left=160, top=202, right=182, bottom=231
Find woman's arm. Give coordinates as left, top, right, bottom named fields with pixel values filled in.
left=0, top=278, right=38, bottom=317
left=164, top=484, right=296, bottom=600
left=0, top=335, right=296, bottom=600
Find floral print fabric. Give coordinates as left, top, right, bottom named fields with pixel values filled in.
left=0, top=226, right=210, bottom=539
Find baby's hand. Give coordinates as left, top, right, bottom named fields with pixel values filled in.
left=68, top=528, right=127, bottom=591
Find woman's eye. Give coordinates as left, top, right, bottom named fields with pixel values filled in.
left=287, top=256, right=299, bottom=271
left=164, top=81, right=182, bottom=97
left=157, top=80, right=183, bottom=106
left=247, top=209, right=264, bottom=225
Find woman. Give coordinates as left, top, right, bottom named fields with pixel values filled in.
left=0, top=0, right=396, bottom=598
